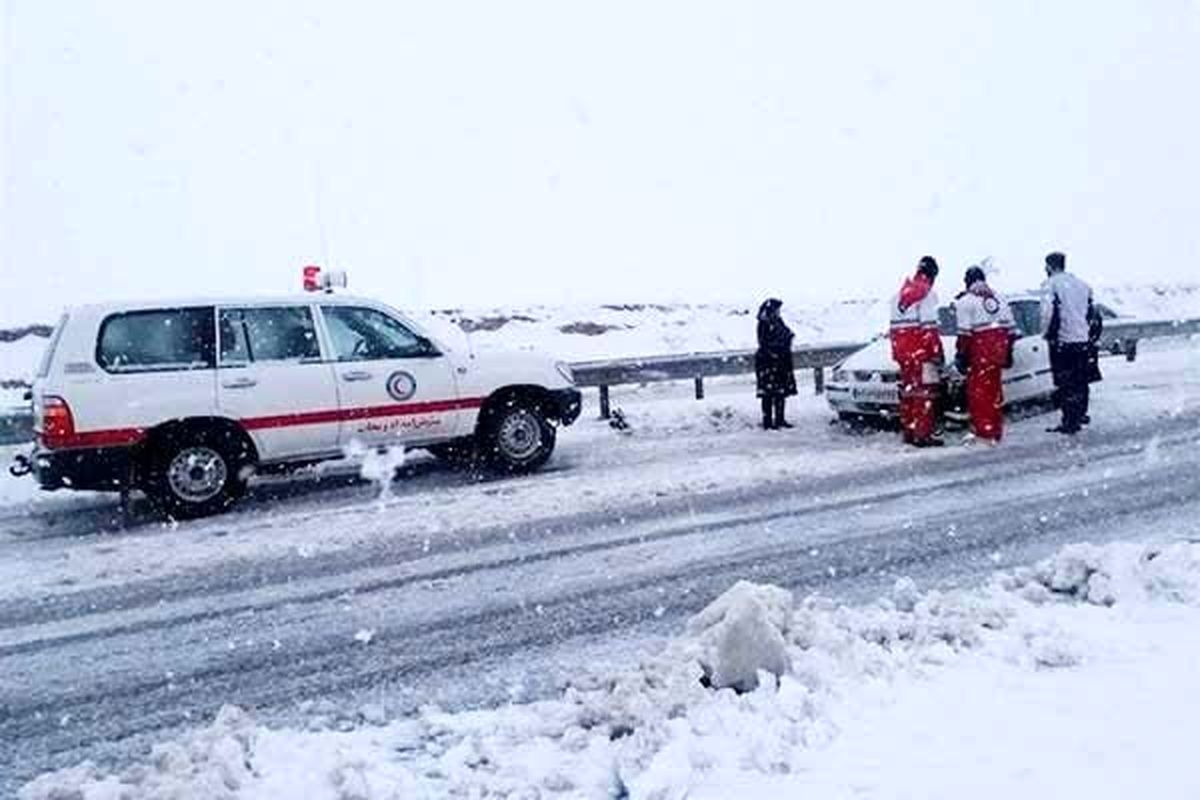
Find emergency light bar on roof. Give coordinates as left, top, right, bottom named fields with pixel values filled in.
left=302, top=266, right=348, bottom=293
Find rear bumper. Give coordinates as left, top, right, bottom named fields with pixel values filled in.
left=549, top=388, right=583, bottom=426
left=25, top=444, right=132, bottom=492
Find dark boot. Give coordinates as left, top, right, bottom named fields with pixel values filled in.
left=774, top=397, right=792, bottom=428
left=761, top=397, right=776, bottom=430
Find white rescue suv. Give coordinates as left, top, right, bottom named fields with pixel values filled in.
left=10, top=281, right=582, bottom=518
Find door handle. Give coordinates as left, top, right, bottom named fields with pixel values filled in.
left=342, top=370, right=374, bottom=382
left=222, top=377, right=258, bottom=389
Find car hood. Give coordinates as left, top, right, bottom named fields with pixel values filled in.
left=837, top=335, right=955, bottom=373
left=451, top=346, right=574, bottom=393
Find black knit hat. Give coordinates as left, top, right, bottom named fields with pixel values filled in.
left=1045, top=251, right=1066, bottom=271
left=964, top=266, right=987, bottom=286
left=917, top=256, right=939, bottom=279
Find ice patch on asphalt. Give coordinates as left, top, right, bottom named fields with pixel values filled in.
left=22, top=537, right=1200, bottom=800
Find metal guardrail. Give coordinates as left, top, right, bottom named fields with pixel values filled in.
left=0, top=318, right=1196, bottom=441
left=572, top=342, right=867, bottom=418
left=573, top=317, right=1200, bottom=419
left=0, top=410, right=32, bottom=447
left=1097, top=317, right=1200, bottom=350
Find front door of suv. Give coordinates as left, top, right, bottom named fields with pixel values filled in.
left=216, top=304, right=341, bottom=461
left=318, top=304, right=466, bottom=449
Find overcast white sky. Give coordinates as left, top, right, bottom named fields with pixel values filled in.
left=2, top=1, right=1199, bottom=323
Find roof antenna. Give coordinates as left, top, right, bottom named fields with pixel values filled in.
left=311, top=159, right=331, bottom=271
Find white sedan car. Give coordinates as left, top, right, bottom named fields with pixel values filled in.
left=825, top=296, right=1118, bottom=423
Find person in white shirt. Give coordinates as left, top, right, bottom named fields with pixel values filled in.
left=954, top=267, right=1017, bottom=442
left=1040, top=251, right=1095, bottom=434
left=889, top=256, right=945, bottom=447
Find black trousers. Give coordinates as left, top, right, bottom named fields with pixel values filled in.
left=1051, top=342, right=1091, bottom=431
left=761, top=395, right=787, bottom=428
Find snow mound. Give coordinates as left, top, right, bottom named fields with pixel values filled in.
left=685, top=581, right=793, bottom=692
left=998, top=540, right=1200, bottom=607
left=23, top=539, right=1200, bottom=800
left=21, top=705, right=258, bottom=800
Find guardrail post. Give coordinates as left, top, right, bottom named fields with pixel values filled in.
left=598, top=385, right=611, bottom=419
left=694, top=377, right=704, bottom=400
left=813, top=367, right=825, bottom=395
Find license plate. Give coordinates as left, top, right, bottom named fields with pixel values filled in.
left=852, top=386, right=899, bottom=403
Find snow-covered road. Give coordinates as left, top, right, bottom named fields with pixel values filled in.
left=1, top=340, right=1197, bottom=795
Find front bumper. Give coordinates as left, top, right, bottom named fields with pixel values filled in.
left=827, top=381, right=966, bottom=420
left=825, top=384, right=899, bottom=417
left=22, top=445, right=133, bottom=492
left=549, top=388, right=583, bottom=426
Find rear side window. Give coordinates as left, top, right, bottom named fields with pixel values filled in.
left=97, top=307, right=215, bottom=373
left=218, top=306, right=321, bottom=365
left=37, top=313, right=69, bottom=378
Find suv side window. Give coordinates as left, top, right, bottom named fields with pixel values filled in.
left=321, top=306, right=435, bottom=361
left=219, top=306, right=321, bottom=366
left=97, top=307, right=215, bottom=373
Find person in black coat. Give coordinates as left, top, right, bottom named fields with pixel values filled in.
left=755, top=298, right=798, bottom=429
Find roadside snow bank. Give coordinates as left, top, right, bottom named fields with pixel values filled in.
left=23, top=539, right=1200, bottom=800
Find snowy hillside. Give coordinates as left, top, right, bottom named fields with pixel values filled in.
left=2, top=284, right=1198, bottom=409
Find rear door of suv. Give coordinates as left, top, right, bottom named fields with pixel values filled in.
left=89, top=306, right=219, bottom=444
left=216, top=303, right=340, bottom=461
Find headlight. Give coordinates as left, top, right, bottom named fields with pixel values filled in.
left=556, top=362, right=576, bottom=385
left=832, top=369, right=849, bottom=383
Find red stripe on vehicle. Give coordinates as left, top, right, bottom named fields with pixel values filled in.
left=44, top=398, right=485, bottom=450
left=43, top=428, right=147, bottom=450
left=241, top=397, right=486, bottom=431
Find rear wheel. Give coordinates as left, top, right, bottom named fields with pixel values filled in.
left=480, top=401, right=556, bottom=473
left=143, top=428, right=250, bottom=519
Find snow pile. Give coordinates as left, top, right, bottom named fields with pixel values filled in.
left=22, top=706, right=260, bottom=800
left=685, top=580, right=794, bottom=692
left=21, top=539, right=1200, bottom=800
left=999, top=539, right=1200, bottom=607
left=341, top=442, right=407, bottom=504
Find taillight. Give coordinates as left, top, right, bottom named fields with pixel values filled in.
left=40, top=396, right=76, bottom=449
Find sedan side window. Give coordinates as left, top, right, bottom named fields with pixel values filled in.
left=1010, top=301, right=1042, bottom=338
left=219, top=306, right=321, bottom=366
left=322, top=306, right=435, bottom=362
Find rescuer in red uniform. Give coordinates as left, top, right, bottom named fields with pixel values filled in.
left=953, top=266, right=1017, bottom=443
left=890, top=256, right=945, bottom=447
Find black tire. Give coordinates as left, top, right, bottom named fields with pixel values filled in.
left=142, top=427, right=251, bottom=519
left=479, top=401, right=556, bottom=473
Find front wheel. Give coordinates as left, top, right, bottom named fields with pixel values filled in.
left=480, top=402, right=556, bottom=473
left=143, top=429, right=249, bottom=519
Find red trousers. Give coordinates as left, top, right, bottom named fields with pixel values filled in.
left=963, top=328, right=1010, bottom=441
left=898, top=360, right=939, bottom=443
left=967, top=361, right=1004, bottom=440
